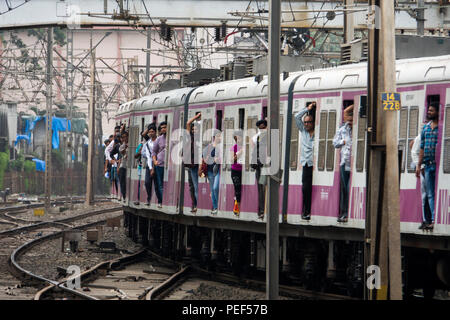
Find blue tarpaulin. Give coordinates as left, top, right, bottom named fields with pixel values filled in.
left=14, top=135, right=31, bottom=145
left=32, top=158, right=45, bottom=172
left=28, top=117, right=71, bottom=149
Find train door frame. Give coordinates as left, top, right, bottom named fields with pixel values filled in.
left=435, top=87, right=450, bottom=231
left=348, top=95, right=367, bottom=225
left=436, top=88, right=450, bottom=230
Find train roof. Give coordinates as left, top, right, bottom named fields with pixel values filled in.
left=116, top=54, right=450, bottom=116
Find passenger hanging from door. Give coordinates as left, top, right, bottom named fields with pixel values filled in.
left=333, top=104, right=354, bottom=223
left=416, top=102, right=440, bottom=230
left=152, top=121, right=168, bottom=208
left=295, top=102, right=316, bottom=221
left=186, top=112, right=202, bottom=213
left=202, top=130, right=222, bottom=215
left=251, top=119, right=268, bottom=219
left=230, top=131, right=243, bottom=217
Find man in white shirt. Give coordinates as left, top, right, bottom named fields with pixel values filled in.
left=142, top=124, right=157, bottom=205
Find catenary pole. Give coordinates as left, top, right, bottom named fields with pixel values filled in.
left=266, top=0, right=280, bottom=300
left=365, top=0, right=402, bottom=300
left=45, top=27, right=53, bottom=213
left=380, top=0, right=403, bottom=300
left=86, top=35, right=95, bottom=205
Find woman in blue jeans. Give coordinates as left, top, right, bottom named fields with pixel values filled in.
left=203, top=132, right=221, bottom=214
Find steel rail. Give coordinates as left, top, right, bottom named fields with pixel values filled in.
left=0, top=205, right=121, bottom=238
left=146, top=265, right=191, bottom=300
left=9, top=213, right=124, bottom=300
left=35, top=249, right=147, bottom=300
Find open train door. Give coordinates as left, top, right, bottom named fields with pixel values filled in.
left=348, top=95, right=368, bottom=227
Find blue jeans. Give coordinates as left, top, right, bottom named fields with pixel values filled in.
left=424, top=164, right=436, bottom=223
left=154, top=166, right=164, bottom=204
left=189, top=167, right=199, bottom=207
left=144, top=167, right=154, bottom=203
left=111, top=166, right=119, bottom=193
left=340, top=164, right=350, bottom=218
left=207, top=170, right=220, bottom=210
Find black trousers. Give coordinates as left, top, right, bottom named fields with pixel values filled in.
left=302, top=165, right=313, bottom=215
left=118, top=167, right=127, bottom=199
left=144, top=167, right=154, bottom=203
left=255, top=167, right=265, bottom=214
left=231, top=169, right=242, bottom=203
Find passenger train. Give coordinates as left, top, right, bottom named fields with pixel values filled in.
left=113, top=55, right=450, bottom=298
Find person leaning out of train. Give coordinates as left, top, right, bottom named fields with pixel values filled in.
left=333, top=105, right=354, bottom=223
left=142, top=124, right=157, bottom=206
left=202, top=130, right=222, bottom=215
left=416, top=103, right=440, bottom=230
left=152, top=122, right=167, bottom=209
left=133, top=131, right=147, bottom=205
left=250, top=119, right=268, bottom=219
left=294, top=102, right=316, bottom=221
left=186, top=113, right=202, bottom=213
left=409, top=128, right=432, bottom=230
left=230, top=131, right=244, bottom=217
left=118, top=130, right=129, bottom=203
left=107, top=127, right=121, bottom=199
left=103, top=136, right=113, bottom=180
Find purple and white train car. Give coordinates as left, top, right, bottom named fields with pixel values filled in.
left=114, top=55, right=450, bottom=239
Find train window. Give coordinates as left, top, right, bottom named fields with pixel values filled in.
left=398, top=107, right=408, bottom=173
left=407, top=107, right=419, bottom=173
left=262, top=106, right=268, bottom=120
left=427, top=95, right=440, bottom=108
left=246, top=117, right=257, bottom=171
left=355, top=115, right=367, bottom=172
left=129, top=126, right=140, bottom=169
left=290, top=114, right=299, bottom=170
left=326, top=111, right=337, bottom=171
left=239, top=109, right=245, bottom=130
left=224, top=119, right=235, bottom=171
left=216, top=110, right=223, bottom=131
left=318, top=111, right=328, bottom=171
left=444, top=106, right=450, bottom=174
left=165, top=122, right=171, bottom=166
left=141, top=118, right=145, bottom=133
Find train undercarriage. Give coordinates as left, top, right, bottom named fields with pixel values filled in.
left=123, top=209, right=450, bottom=299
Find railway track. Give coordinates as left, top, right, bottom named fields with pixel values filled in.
left=0, top=201, right=121, bottom=299
left=36, top=250, right=185, bottom=300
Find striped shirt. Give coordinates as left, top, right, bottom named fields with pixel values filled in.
left=420, top=121, right=438, bottom=165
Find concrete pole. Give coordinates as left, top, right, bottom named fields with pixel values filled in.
left=45, top=28, right=53, bottom=213
left=380, top=0, right=403, bottom=300
left=365, top=0, right=402, bottom=300
left=146, top=28, right=151, bottom=87
left=266, top=0, right=280, bottom=300
left=344, top=0, right=355, bottom=43
left=417, top=0, right=425, bottom=36
left=86, top=36, right=95, bottom=206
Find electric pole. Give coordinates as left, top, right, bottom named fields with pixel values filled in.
left=45, top=27, right=53, bottom=213
left=86, top=36, right=95, bottom=206
left=266, top=0, right=280, bottom=300
left=365, top=0, right=403, bottom=300
left=344, top=0, right=355, bottom=43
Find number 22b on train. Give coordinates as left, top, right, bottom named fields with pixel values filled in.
left=382, top=93, right=401, bottom=111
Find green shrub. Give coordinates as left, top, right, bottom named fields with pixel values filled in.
left=0, top=152, right=8, bottom=190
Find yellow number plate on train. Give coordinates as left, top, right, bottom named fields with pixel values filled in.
left=382, top=93, right=401, bottom=111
